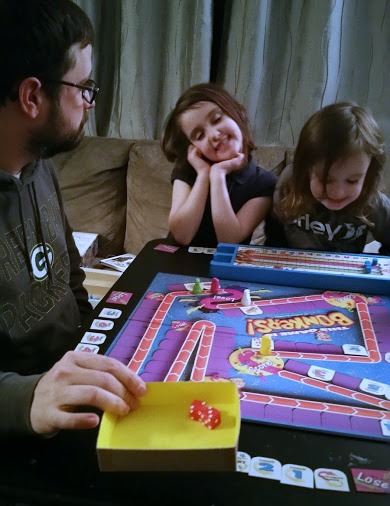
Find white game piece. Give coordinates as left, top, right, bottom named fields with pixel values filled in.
left=241, top=289, right=251, bottom=306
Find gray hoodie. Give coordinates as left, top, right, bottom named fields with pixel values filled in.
left=0, top=158, right=91, bottom=434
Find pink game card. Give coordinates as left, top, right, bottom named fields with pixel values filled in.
left=106, top=291, right=133, bottom=305
left=351, top=468, right=390, bottom=493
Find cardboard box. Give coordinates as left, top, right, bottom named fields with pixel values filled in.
left=81, top=267, right=121, bottom=307
left=72, top=231, right=98, bottom=267
left=97, top=381, right=241, bottom=472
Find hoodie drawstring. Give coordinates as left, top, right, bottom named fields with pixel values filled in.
left=15, top=184, right=34, bottom=279
left=31, top=181, right=53, bottom=281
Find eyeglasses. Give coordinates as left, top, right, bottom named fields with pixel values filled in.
left=47, top=79, right=99, bottom=104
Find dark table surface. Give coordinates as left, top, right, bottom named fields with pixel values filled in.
left=2, top=239, right=389, bottom=506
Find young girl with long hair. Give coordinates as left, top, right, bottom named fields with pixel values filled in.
left=266, top=102, right=390, bottom=254
left=162, top=83, right=277, bottom=247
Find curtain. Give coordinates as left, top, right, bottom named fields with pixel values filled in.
left=75, top=0, right=390, bottom=154
left=75, top=0, right=212, bottom=138
left=218, top=0, right=390, bottom=148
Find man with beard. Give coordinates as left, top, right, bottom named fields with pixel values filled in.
left=0, top=0, right=146, bottom=436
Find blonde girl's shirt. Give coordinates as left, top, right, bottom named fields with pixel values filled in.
left=267, top=165, right=390, bottom=255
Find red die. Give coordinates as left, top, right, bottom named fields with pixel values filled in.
left=189, top=400, right=221, bottom=429
left=189, top=400, right=208, bottom=421
left=202, top=406, right=221, bottom=430
left=190, top=400, right=221, bottom=429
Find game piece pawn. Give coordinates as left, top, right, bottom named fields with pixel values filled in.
left=210, top=277, right=220, bottom=293
left=192, top=277, right=203, bottom=294
left=364, top=260, right=372, bottom=274
left=260, top=334, right=272, bottom=356
left=241, top=289, right=251, bottom=306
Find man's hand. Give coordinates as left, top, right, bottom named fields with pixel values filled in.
left=30, top=351, right=147, bottom=435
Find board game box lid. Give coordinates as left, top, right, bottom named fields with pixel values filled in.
left=97, top=381, right=241, bottom=472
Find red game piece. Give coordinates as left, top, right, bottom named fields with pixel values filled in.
left=210, top=277, right=220, bottom=293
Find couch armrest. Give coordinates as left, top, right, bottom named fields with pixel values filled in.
left=53, top=136, right=135, bottom=258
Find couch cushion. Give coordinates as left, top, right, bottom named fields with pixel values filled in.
left=124, top=140, right=173, bottom=255
left=53, top=136, right=134, bottom=258
left=252, top=146, right=289, bottom=174
left=250, top=146, right=290, bottom=244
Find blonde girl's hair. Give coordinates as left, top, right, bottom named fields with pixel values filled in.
left=161, top=82, right=255, bottom=167
left=276, top=102, right=386, bottom=223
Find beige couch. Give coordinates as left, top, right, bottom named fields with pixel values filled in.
left=52, top=136, right=293, bottom=258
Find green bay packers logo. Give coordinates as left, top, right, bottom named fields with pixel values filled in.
left=30, top=243, right=54, bottom=280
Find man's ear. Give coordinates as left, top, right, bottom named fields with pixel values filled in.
left=18, top=77, right=45, bottom=119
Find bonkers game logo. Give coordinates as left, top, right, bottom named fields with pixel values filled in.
left=245, top=311, right=354, bottom=335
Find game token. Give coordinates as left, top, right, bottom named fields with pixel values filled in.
left=364, top=260, right=372, bottom=274
left=210, top=277, right=220, bottom=293
left=260, top=334, right=272, bottom=355
left=241, top=288, right=251, bottom=306
left=192, top=278, right=203, bottom=294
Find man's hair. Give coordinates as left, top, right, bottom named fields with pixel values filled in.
left=0, top=0, right=94, bottom=106
left=275, top=101, right=386, bottom=222
left=161, top=82, right=255, bottom=167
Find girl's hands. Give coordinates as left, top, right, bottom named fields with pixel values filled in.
left=188, top=145, right=245, bottom=177
left=187, top=145, right=211, bottom=174
left=211, top=152, right=245, bottom=176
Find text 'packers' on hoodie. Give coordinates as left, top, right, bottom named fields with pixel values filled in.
left=0, top=158, right=92, bottom=434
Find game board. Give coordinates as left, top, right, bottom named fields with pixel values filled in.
left=210, top=244, right=390, bottom=295
left=82, top=272, right=390, bottom=442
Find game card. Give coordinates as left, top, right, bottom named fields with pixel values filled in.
left=236, top=451, right=251, bottom=473
left=249, top=456, right=281, bottom=480
left=239, top=305, right=263, bottom=315
left=281, top=464, right=314, bottom=488
left=154, top=244, right=179, bottom=253
left=351, top=468, right=390, bottom=493
left=75, top=343, right=99, bottom=353
left=81, top=332, right=106, bottom=345
left=314, top=468, right=350, bottom=492
left=203, top=248, right=216, bottom=255
left=188, top=246, right=204, bottom=253
left=90, top=319, right=114, bottom=330
left=98, top=308, right=122, bottom=319
left=106, top=291, right=133, bottom=305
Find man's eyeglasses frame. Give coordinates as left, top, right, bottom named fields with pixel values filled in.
left=47, top=79, right=99, bottom=104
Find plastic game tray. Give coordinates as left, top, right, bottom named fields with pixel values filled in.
left=210, top=243, right=390, bottom=295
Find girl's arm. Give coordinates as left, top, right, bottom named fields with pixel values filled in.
left=168, top=178, right=209, bottom=245
left=169, top=145, right=217, bottom=245
left=209, top=156, right=273, bottom=243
